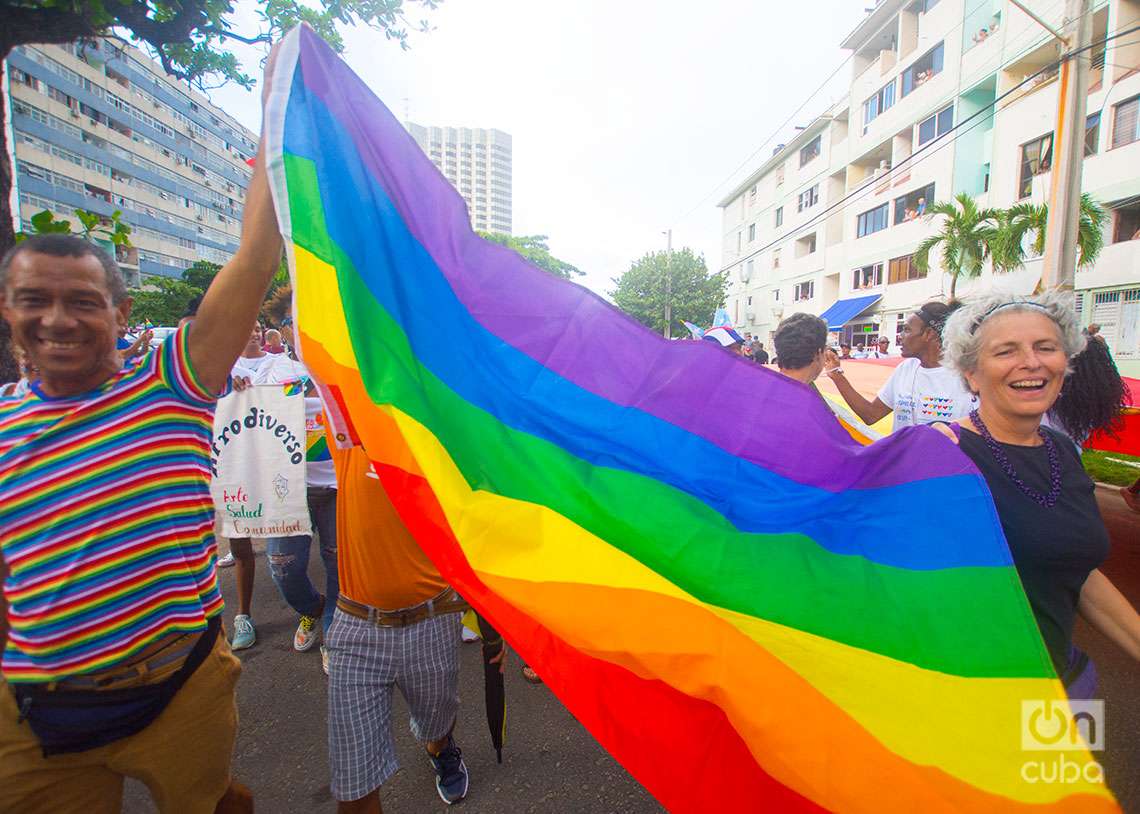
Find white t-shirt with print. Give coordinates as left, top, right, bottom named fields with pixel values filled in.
left=877, top=358, right=976, bottom=430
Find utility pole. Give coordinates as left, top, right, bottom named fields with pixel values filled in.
left=1026, top=0, right=1092, bottom=289
left=664, top=230, right=673, bottom=337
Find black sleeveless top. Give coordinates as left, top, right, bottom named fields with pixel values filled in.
left=957, top=426, right=1111, bottom=674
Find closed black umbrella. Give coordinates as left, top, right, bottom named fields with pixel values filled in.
left=474, top=612, right=506, bottom=763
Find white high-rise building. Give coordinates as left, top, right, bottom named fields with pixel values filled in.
left=719, top=0, right=1140, bottom=377
left=405, top=123, right=512, bottom=234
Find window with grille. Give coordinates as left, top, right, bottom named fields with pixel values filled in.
left=1112, top=96, right=1139, bottom=149
left=797, top=185, right=819, bottom=212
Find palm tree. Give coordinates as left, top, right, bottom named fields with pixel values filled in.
left=913, top=193, right=1004, bottom=298
left=990, top=192, right=1107, bottom=274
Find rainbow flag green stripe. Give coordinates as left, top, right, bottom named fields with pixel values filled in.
left=266, top=27, right=1118, bottom=814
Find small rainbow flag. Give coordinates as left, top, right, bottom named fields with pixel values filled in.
left=265, top=27, right=1116, bottom=813
left=282, top=379, right=305, bottom=397
left=305, top=429, right=331, bottom=463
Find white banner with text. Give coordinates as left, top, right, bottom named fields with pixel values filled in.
left=210, top=385, right=311, bottom=539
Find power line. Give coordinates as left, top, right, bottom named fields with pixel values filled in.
left=668, top=0, right=1031, bottom=231
left=733, top=19, right=1140, bottom=268
left=712, top=0, right=1072, bottom=268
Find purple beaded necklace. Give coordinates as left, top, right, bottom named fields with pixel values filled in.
left=969, top=409, right=1061, bottom=508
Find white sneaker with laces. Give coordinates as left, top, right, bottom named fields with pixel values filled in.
left=216, top=552, right=235, bottom=568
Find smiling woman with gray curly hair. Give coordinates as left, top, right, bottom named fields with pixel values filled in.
left=941, top=290, right=1085, bottom=388
left=934, top=290, right=1140, bottom=699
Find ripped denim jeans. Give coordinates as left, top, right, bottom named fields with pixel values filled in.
left=266, top=486, right=338, bottom=630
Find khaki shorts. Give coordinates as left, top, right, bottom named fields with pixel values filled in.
left=0, top=629, right=242, bottom=814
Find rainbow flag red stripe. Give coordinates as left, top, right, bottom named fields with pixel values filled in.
left=265, top=27, right=1117, bottom=812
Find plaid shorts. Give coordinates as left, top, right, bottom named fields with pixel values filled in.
left=326, top=607, right=461, bottom=802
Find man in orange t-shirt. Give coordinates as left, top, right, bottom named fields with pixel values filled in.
left=325, top=443, right=471, bottom=812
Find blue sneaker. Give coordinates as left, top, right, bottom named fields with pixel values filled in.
left=231, top=614, right=256, bottom=650
left=428, top=736, right=469, bottom=804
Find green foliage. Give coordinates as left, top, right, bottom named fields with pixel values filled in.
left=128, top=277, right=201, bottom=326
left=610, top=248, right=727, bottom=336
left=181, top=260, right=222, bottom=291
left=15, top=208, right=132, bottom=245
left=1, top=1, right=443, bottom=92
left=991, top=193, right=1106, bottom=273
left=913, top=193, right=1003, bottom=298
left=477, top=232, right=583, bottom=279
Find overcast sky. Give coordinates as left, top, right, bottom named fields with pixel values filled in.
left=209, top=1, right=868, bottom=297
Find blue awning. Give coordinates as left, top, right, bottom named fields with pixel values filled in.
left=817, top=294, right=882, bottom=331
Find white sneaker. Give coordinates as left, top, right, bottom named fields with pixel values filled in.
left=461, top=627, right=480, bottom=643
left=216, top=552, right=235, bottom=568
left=320, top=645, right=330, bottom=676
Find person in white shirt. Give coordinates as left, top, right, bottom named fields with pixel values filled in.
left=824, top=301, right=975, bottom=430
left=216, top=323, right=272, bottom=650
left=866, top=335, right=894, bottom=359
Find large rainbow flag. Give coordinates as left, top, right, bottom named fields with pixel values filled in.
left=264, top=27, right=1117, bottom=812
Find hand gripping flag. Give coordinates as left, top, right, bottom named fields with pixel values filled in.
left=264, top=27, right=1117, bottom=813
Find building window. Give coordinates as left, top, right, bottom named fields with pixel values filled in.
left=775, top=206, right=783, bottom=227
left=773, top=249, right=781, bottom=269
left=793, top=280, right=815, bottom=302
left=748, top=223, right=756, bottom=242
left=914, top=0, right=940, bottom=12
left=853, top=263, right=884, bottom=289
left=1111, top=95, right=1139, bottom=149
left=799, top=135, right=821, bottom=167
left=894, top=182, right=935, bottom=223
left=774, top=288, right=781, bottom=301
left=888, top=253, right=925, bottom=283
left=1112, top=204, right=1140, bottom=243
left=737, top=232, right=742, bottom=251
left=797, top=184, right=819, bottom=212
left=857, top=203, right=890, bottom=238
left=1085, top=112, right=1101, bottom=156
left=901, top=42, right=944, bottom=97
left=795, top=232, right=817, bottom=257
left=917, top=105, right=953, bottom=147
left=1018, top=133, right=1053, bottom=198
left=863, top=82, right=896, bottom=132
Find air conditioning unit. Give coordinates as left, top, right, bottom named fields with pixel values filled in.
left=205, top=180, right=211, bottom=187
left=195, top=214, right=204, bottom=221
left=746, top=311, right=757, bottom=321
left=69, top=109, right=80, bottom=119
left=152, top=100, right=160, bottom=108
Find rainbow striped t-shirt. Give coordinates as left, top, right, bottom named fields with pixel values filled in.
left=0, top=324, right=225, bottom=683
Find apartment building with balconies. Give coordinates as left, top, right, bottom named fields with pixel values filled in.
left=5, top=38, right=257, bottom=285
left=720, top=0, right=1140, bottom=375
left=405, top=122, right=513, bottom=234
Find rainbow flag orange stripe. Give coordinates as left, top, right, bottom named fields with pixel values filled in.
left=264, top=27, right=1117, bottom=812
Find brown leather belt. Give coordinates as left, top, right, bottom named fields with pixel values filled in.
left=336, top=588, right=470, bottom=628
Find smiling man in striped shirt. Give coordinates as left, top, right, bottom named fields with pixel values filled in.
left=0, top=125, right=281, bottom=811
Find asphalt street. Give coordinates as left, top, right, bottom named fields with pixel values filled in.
left=124, top=538, right=662, bottom=814
left=122, top=492, right=1140, bottom=813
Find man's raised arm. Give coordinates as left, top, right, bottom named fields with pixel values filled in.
left=188, top=129, right=282, bottom=394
